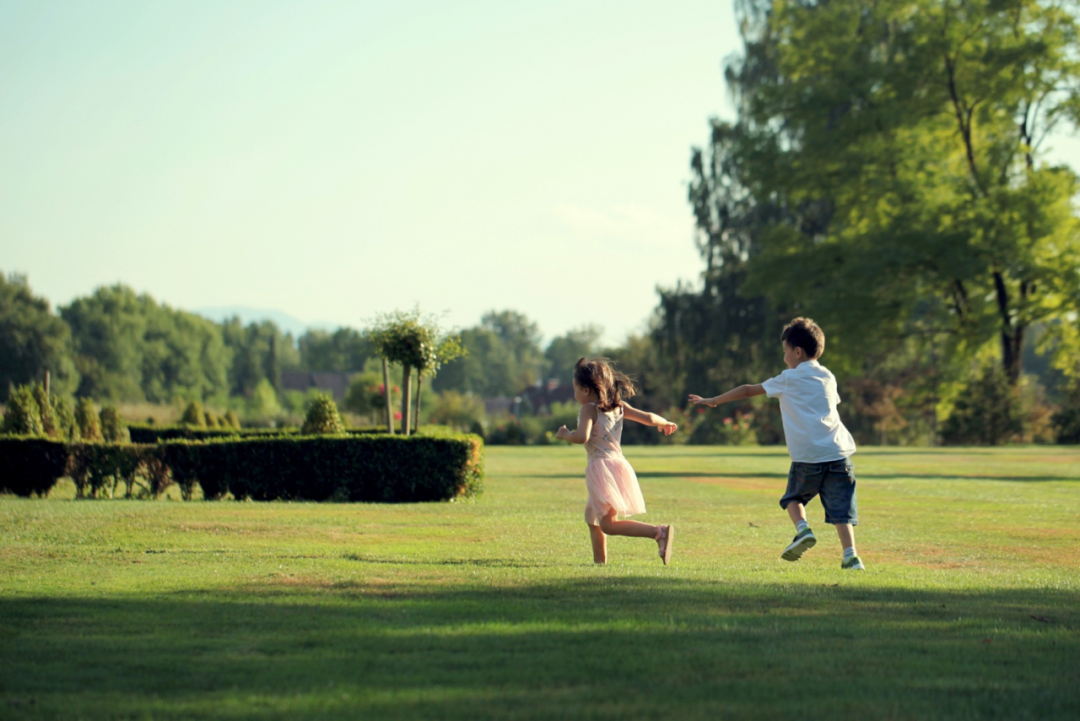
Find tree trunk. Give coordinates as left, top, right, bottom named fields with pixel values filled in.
left=415, top=372, right=422, bottom=434
left=382, top=358, right=395, bottom=434
left=401, top=364, right=412, bottom=437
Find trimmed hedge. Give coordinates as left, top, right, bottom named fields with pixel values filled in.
left=126, top=425, right=388, bottom=444
left=0, top=437, right=70, bottom=497
left=0, top=433, right=483, bottom=503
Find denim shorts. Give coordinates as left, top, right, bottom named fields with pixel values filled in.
left=779, top=458, right=858, bottom=525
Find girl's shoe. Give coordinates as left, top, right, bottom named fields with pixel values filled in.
left=657, top=525, right=674, bottom=565
left=781, top=528, right=816, bottom=561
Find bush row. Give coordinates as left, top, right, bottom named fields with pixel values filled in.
left=126, top=424, right=387, bottom=444
left=0, top=434, right=483, bottom=503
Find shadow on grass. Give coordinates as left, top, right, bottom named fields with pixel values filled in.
left=1, top=579, right=1077, bottom=720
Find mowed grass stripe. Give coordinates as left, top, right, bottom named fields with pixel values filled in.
left=1, top=445, right=1078, bottom=720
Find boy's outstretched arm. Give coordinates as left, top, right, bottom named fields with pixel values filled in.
left=621, top=403, right=678, bottom=436
left=688, top=384, right=765, bottom=408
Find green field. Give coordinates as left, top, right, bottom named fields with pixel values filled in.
left=2, top=446, right=1079, bottom=720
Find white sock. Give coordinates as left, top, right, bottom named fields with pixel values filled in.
left=843, top=546, right=857, bottom=561
left=795, top=520, right=808, bottom=534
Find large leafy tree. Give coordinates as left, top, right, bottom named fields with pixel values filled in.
left=61, top=285, right=231, bottom=402
left=298, top=328, right=371, bottom=372
left=222, top=318, right=299, bottom=396
left=434, top=310, right=546, bottom=397
left=544, top=324, right=604, bottom=380
left=0, top=273, right=79, bottom=401
left=724, top=0, right=1080, bottom=383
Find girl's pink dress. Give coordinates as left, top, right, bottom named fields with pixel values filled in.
left=583, top=403, right=647, bottom=525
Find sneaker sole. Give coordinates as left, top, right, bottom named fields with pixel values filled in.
left=662, top=525, right=674, bottom=566
left=842, top=561, right=865, bottom=570
left=781, top=534, right=816, bottom=562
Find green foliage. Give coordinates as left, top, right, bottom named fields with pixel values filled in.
left=51, top=395, right=79, bottom=442
left=300, top=394, right=346, bottom=435
left=221, top=318, right=299, bottom=396
left=99, top=405, right=130, bottom=443
left=941, top=365, right=1024, bottom=446
left=180, top=401, right=206, bottom=428
left=342, top=371, right=386, bottom=418
left=75, top=398, right=102, bottom=442
left=247, top=378, right=281, bottom=418
left=60, top=284, right=230, bottom=403
left=0, top=273, right=80, bottom=402
left=433, top=311, right=543, bottom=397
left=429, top=391, right=486, bottom=432
left=0, top=438, right=69, bottom=497
left=1, top=384, right=44, bottom=436
left=298, top=327, right=371, bottom=372
left=690, top=409, right=758, bottom=446
left=30, top=384, right=59, bottom=438
left=204, top=411, right=220, bottom=429
left=544, top=325, right=603, bottom=380
left=1051, top=381, right=1080, bottom=444
left=224, top=409, right=241, bottom=430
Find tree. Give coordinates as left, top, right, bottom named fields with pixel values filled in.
left=222, top=318, right=299, bottom=397
left=0, top=273, right=79, bottom=401
left=434, top=311, right=546, bottom=397
left=545, top=325, right=604, bottom=380
left=367, top=310, right=464, bottom=436
left=300, top=393, right=345, bottom=435
left=298, top=328, right=371, bottom=372
left=721, top=0, right=1080, bottom=385
left=61, top=285, right=231, bottom=402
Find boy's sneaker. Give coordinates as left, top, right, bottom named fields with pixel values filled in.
left=781, top=528, right=816, bottom=561
left=841, top=555, right=865, bottom=570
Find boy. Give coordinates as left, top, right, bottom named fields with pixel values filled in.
left=689, top=317, right=864, bottom=570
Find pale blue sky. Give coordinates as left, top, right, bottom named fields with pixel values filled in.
left=2, top=1, right=1077, bottom=345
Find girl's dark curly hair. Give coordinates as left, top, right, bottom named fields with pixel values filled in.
left=573, top=357, right=635, bottom=412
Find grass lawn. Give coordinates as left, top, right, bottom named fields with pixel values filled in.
left=2, top=445, right=1079, bottom=720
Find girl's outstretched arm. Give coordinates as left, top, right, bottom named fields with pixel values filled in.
left=621, top=403, right=678, bottom=436
left=688, top=384, right=765, bottom=408
left=555, top=404, right=597, bottom=444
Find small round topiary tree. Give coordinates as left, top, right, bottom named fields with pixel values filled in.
left=75, top=398, right=103, bottom=442
left=301, top=393, right=346, bottom=435
left=99, top=404, right=130, bottom=443
left=181, top=400, right=206, bottom=428
left=0, top=384, right=44, bottom=436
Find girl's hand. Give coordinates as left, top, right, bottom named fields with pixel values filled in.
left=688, top=394, right=715, bottom=407
left=555, top=425, right=572, bottom=441
left=656, top=421, right=678, bottom=436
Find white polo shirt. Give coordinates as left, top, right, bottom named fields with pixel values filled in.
left=761, top=360, right=856, bottom=463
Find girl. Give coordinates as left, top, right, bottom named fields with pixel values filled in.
left=555, top=357, right=679, bottom=565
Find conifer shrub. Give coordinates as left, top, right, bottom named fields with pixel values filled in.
left=75, top=398, right=103, bottom=442
left=224, top=409, right=241, bottom=430
left=1, top=385, right=44, bottom=436
left=52, top=395, right=79, bottom=442
left=181, top=401, right=206, bottom=428
left=204, top=411, right=220, bottom=429
left=31, top=384, right=59, bottom=438
left=301, top=393, right=346, bottom=435
left=99, top=404, right=130, bottom=443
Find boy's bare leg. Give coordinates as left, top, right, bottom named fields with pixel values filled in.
left=835, top=523, right=854, bottom=549
left=786, top=502, right=807, bottom=527
left=589, top=525, right=607, bottom=564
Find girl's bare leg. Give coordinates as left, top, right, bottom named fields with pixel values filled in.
left=598, top=511, right=658, bottom=539
left=589, top=525, right=607, bottom=564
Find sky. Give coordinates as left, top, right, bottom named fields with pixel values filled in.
left=2, top=1, right=1078, bottom=346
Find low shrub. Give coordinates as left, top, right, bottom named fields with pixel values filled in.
left=301, top=393, right=346, bottom=435
left=0, top=437, right=69, bottom=497
left=1, top=432, right=484, bottom=503
left=99, top=405, right=130, bottom=443
left=1, top=386, right=43, bottom=436
left=75, top=398, right=103, bottom=441
left=180, top=401, right=206, bottom=428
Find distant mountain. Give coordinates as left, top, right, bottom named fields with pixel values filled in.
left=193, top=306, right=334, bottom=338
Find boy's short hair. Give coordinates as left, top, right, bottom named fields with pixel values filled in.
left=781, top=317, right=825, bottom=359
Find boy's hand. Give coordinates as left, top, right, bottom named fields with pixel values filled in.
left=555, top=425, right=572, bottom=441
left=688, top=394, right=715, bottom=407
left=656, top=421, right=678, bottom=436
